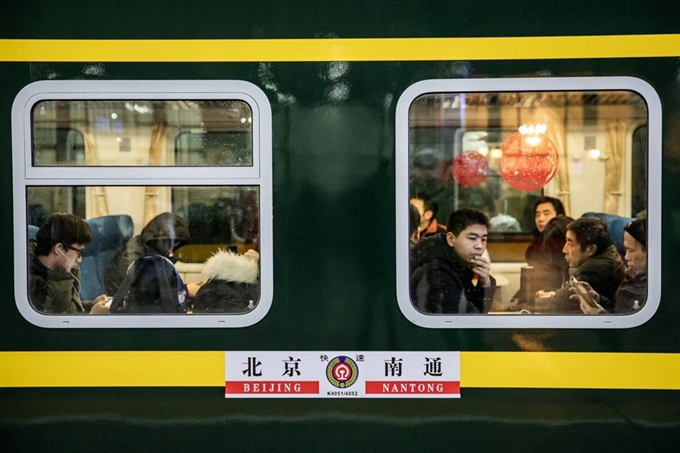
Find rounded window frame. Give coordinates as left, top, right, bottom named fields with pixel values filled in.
left=12, top=80, right=273, bottom=328
left=395, top=76, right=660, bottom=329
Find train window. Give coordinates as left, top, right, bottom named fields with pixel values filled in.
left=396, top=77, right=661, bottom=328
left=32, top=100, right=253, bottom=167
left=12, top=80, right=272, bottom=328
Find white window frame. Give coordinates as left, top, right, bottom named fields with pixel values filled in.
left=12, top=80, right=273, bottom=328
left=395, top=76, right=661, bottom=329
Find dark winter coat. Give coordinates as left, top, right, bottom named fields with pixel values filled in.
left=542, top=245, right=626, bottom=312
left=29, top=241, right=90, bottom=313
left=612, top=273, right=647, bottom=313
left=524, top=215, right=573, bottom=292
left=599, top=272, right=647, bottom=314
left=105, top=213, right=190, bottom=295
left=193, top=250, right=260, bottom=313
left=410, top=233, right=496, bottom=314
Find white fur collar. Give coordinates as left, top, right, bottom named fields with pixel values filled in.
left=201, top=250, right=259, bottom=284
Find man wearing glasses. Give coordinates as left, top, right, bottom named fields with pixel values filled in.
left=29, top=213, right=109, bottom=314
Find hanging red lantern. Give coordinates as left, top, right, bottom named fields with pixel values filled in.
left=452, top=151, right=489, bottom=187
left=498, top=127, right=559, bottom=191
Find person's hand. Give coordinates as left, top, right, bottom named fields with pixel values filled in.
left=92, top=294, right=108, bottom=304
left=536, top=290, right=555, bottom=299
left=470, top=255, right=491, bottom=288
left=90, top=295, right=110, bottom=314
left=186, top=282, right=203, bottom=298
left=244, top=249, right=260, bottom=262
left=568, top=281, right=604, bottom=314
left=579, top=297, right=606, bottom=314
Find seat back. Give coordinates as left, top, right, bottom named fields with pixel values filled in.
left=79, top=215, right=134, bottom=300
left=28, top=225, right=39, bottom=240
left=582, top=212, right=634, bottom=261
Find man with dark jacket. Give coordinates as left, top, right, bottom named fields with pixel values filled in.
left=410, top=193, right=446, bottom=240
left=410, top=208, right=496, bottom=314
left=577, top=216, right=647, bottom=314
left=30, top=213, right=109, bottom=314
left=537, top=217, right=625, bottom=312
left=105, top=212, right=190, bottom=295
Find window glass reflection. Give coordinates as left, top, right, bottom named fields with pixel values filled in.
left=408, top=90, right=648, bottom=315
left=32, top=100, right=253, bottom=167
left=27, top=185, right=260, bottom=315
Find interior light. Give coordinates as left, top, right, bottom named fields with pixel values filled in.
left=587, top=148, right=601, bottom=160
left=110, top=113, right=118, bottom=120
left=525, top=136, right=542, bottom=147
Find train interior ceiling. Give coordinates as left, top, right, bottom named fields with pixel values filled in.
left=28, top=99, right=259, bottom=293
left=27, top=89, right=647, bottom=305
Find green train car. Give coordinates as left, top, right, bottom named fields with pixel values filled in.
left=2, top=1, right=680, bottom=451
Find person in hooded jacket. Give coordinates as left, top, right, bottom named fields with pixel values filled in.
left=193, top=249, right=260, bottom=313
left=104, top=212, right=190, bottom=295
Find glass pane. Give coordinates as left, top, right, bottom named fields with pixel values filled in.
left=27, top=185, right=260, bottom=315
left=408, top=90, right=648, bottom=315
left=32, top=100, right=253, bottom=167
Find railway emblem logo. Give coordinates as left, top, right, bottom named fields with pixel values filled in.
left=326, top=356, right=359, bottom=388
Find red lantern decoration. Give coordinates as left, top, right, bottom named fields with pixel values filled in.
left=452, top=151, right=489, bottom=187
left=498, top=131, right=559, bottom=191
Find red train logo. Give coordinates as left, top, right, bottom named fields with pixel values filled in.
left=326, top=356, right=359, bottom=389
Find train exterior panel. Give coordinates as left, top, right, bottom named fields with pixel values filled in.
left=2, top=1, right=680, bottom=452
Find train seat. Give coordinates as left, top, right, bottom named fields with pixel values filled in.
left=582, top=212, right=634, bottom=261
left=28, top=225, right=39, bottom=240
left=80, top=215, right=134, bottom=300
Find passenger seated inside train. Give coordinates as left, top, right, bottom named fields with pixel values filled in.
left=29, top=213, right=110, bottom=314
left=532, top=217, right=625, bottom=313
left=109, top=252, right=188, bottom=314
left=574, top=216, right=647, bottom=314
left=409, top=204, right=421, bottom=249
left=104, top=212, right=190, bottom=296
left=410, top=208, right=495, bottom=314
left=193, top=249, right=260, bottom=313
left=511, top=197, right=574, bottom=308
left=409, top=193, right=446, bottom=240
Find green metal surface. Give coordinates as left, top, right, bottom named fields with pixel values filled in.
left=1, top=1, right=680, bottom=451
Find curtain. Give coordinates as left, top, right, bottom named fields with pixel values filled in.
left=604, top=120, right=626, bottom=214
left=531, top=107, right=571, bottom=217
left=83, top=128, right=109, bottom=218
left=143, top=122, right=165, bottom=225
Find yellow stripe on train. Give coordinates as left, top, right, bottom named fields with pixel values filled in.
left=1, top=351, right=679, bottom=389
left=0, top=35, right=679, bottom=62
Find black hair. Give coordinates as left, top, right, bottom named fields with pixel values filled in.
left=623, top=217, right=647, bottom=249
left=410, top=193, right=438, bottom=219
left=409, top=204, right=421, bottom=237
left=34, top=213, right=92, bottom=256
left=533, top=196, right=566, bottom=216
left=566, top=217, right=611, bottom=255
left=446, top=208, right=490, bottom=236
left=542, top=215, right=574, bottom=261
